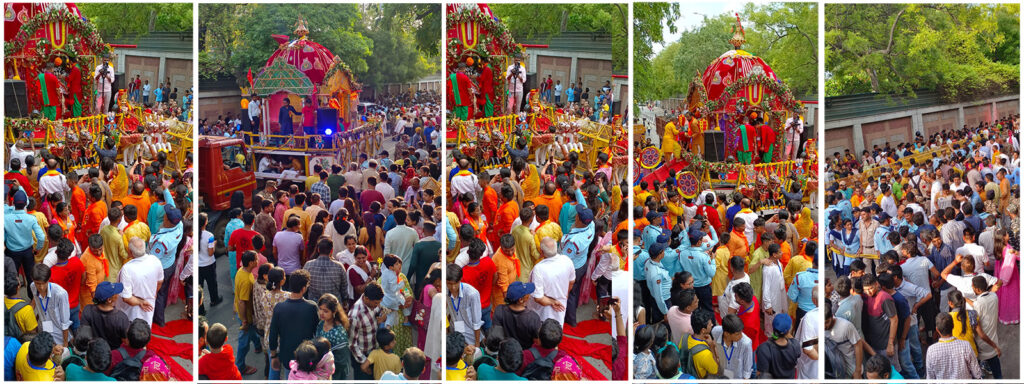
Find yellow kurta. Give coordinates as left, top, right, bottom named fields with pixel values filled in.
left=521, top=164, right=541, bottom=201
left=711, top=247, right=731, bottom=297
left=661, top=121, right=680, bottom=158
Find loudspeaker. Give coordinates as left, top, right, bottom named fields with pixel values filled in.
left=316, top=108, right=338, bottom=134
left=5, top=80, right=28, bottom=118
left=704, top=131, right=725, bottom=162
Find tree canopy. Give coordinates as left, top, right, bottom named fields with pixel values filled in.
left=634, top=2, right=817, bottom=104
left=488, top=4, right=628, bottom=72
left=826, top=3, right=1019, bottom=102
left=79, top=3, right=193, bottom=38
left=198, top=3, right=439, bottom=90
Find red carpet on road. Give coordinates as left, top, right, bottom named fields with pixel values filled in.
left=562, top=321, right=614, bottom=380
left=149, top=319, right=194, bottom=381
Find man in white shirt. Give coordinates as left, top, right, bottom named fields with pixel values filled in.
left=940, top=253, right=1000, bottom=310
left=117, top=237, right=164, bottom=325
left=795, top=295, right=820, bottom=380
left=784, top=116, right=804, bottom=160
left=955, top=228, right=988, bottom=274
left=375, top=171, right=396, bottom=201
left=879, top=184, right=898, bottom=219
left=449, top=159, right=480, bottom=198
left=37, top=158, right=69, bottom=199
left=248, top=95, right=262, bottom=135
left=505, top=58, right=526, bottom=113
left=528, top=237, right=575, bottom=326
left=93, top=59, right=115, bottom=113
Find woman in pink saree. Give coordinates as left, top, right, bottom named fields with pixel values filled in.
left=996, top=236, right=1019, bottom=324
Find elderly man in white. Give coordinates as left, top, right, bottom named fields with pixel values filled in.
left=117, top=237, right=164, bottom=325
left=528, top=237, right=576, bottom=326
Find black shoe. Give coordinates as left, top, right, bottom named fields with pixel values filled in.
left=211, top=297, right=224, bottom=306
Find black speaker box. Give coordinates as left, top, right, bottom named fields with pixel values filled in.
left=704, top=131, right=725, bottom=162
left=5, top=80, right=28, bottom=118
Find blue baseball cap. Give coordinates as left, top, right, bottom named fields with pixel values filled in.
left=505, top=281, right=535, bottom=302
left=772, top=314, right=792, bottom=334
left=649, top=242, right=667, bottom=257
left=576, top=205, right=594, bottom=225
left=94, top=281, right=124, bottom=301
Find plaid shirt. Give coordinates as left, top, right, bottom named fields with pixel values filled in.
left=303, top=256, right=350, bottom=303
left=925, top=337, right=983, bottom=379
left=309, top=181, right=332, bottom=204
left=348, top=298, right=380, bottom=363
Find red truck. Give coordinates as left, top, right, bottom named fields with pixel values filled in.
left=197, top=135, right=256, bottom=211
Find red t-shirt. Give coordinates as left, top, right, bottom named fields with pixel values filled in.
left=198, top=344, right=242, bottom=380
left=760, top=124, right=776, bottom=153
left=461, top=257, right=497, bottom=308
left=737, top=295, right=763, bottom=352
left=301, top=104, right=316, bottom=127
left=50, top=257, right=85, bottom=308
left=228, top=228, right=259, bottom=268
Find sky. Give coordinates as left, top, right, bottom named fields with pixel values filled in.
left=652, top=1, right=761, bottom=56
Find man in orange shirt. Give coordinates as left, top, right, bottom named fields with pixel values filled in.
left=120, top=181, right=151, bottom=225
left=480, top=173, right=499, bottom=230
left=490, top=184, right=519, bottom=248
left=490, top=234, right=521, bottom=307
left=531, top=182, right=563, bottom=223
left=773, top=226, right=792, bottom=268
left=79, top=184, right=107, bottom=246
left=79, top=234, right=109, bottom=306
left=68, top=173, right=88, bottom=236
left=726, top=217, right=750, bottom=258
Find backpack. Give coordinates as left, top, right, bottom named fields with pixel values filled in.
left=679, top=341, right=709, bottom=378
left=824, top=337, right=848, bottom=379
left=110, top=347, right=147, bottom=381
left=4, top=300, right=28, bottom=340
left=60, top=353, right=86, bottom=371
left=521, top=347, right=558, bottom=380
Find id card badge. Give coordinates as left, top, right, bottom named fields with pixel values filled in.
left=454, top=319, right=468, bottom=334
left=724, top=368, right=735, bottom=379
left=42, top=320, right=55, bottom=334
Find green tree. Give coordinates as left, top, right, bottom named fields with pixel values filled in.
left=633, top=2, right=681, bottom=103
left=744, top=2, right=818, bottom=97
left=826, top=3, right=1019, bottom=102
left=79, top=3, right=193, bottom=38
left=489, top=4, right=628, bottom=72
left=199, top=4, right=439, bottom=90
left=635, top=3, right=817, bottom=103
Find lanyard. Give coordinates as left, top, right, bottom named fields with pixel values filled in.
left=38, top=283, right=50, bottom=313
left=449, top=283, right=463, bottom=313
left=738, top=304, right=755, bottom=316
left=721, top=341, right=735, bottom=363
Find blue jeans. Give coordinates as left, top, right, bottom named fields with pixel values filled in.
left=481, top=305, right=492, bottom=331
left=236, top=322, right=258, bottom=371
left=986, top=356, right=1003, bottom=379
left=897, top=338, right=919, bottom=379
left=69, top=305, right=80, bottom=332
left=906, top=325, right=924, bottom=375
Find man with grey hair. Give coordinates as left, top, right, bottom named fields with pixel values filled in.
left=527, top=237, right=575, bottom=325
left=117, top=237, right=164, bottom=325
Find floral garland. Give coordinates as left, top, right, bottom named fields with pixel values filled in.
left=4, top=7, right=111, bottom=58
left=445, top=7, right=519, bottom=63
left=694, top=74, right=803, bottom=116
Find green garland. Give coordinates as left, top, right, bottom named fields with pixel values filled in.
left=4, top=7, right=111, bottom=58
left=445, top=7, right=519, bottom=63
left=695, top=74, right=804, bottom=116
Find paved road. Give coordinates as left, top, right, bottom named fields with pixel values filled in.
left=199, top=133, right=405, bottom=379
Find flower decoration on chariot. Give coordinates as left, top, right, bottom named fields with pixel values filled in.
left=749, top=66, right=766, bottom=77
left=711, top=72, right=722, bottom=85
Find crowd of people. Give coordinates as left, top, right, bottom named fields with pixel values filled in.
left=823, top=114, right=1021, bottom=380
left=196, top=94, right=446, bottom=381
left=444, top=112, right=630, bottom=380
left=632, top=178, right=820, bottom=379
left=4, top=137, right=194, bottom=380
